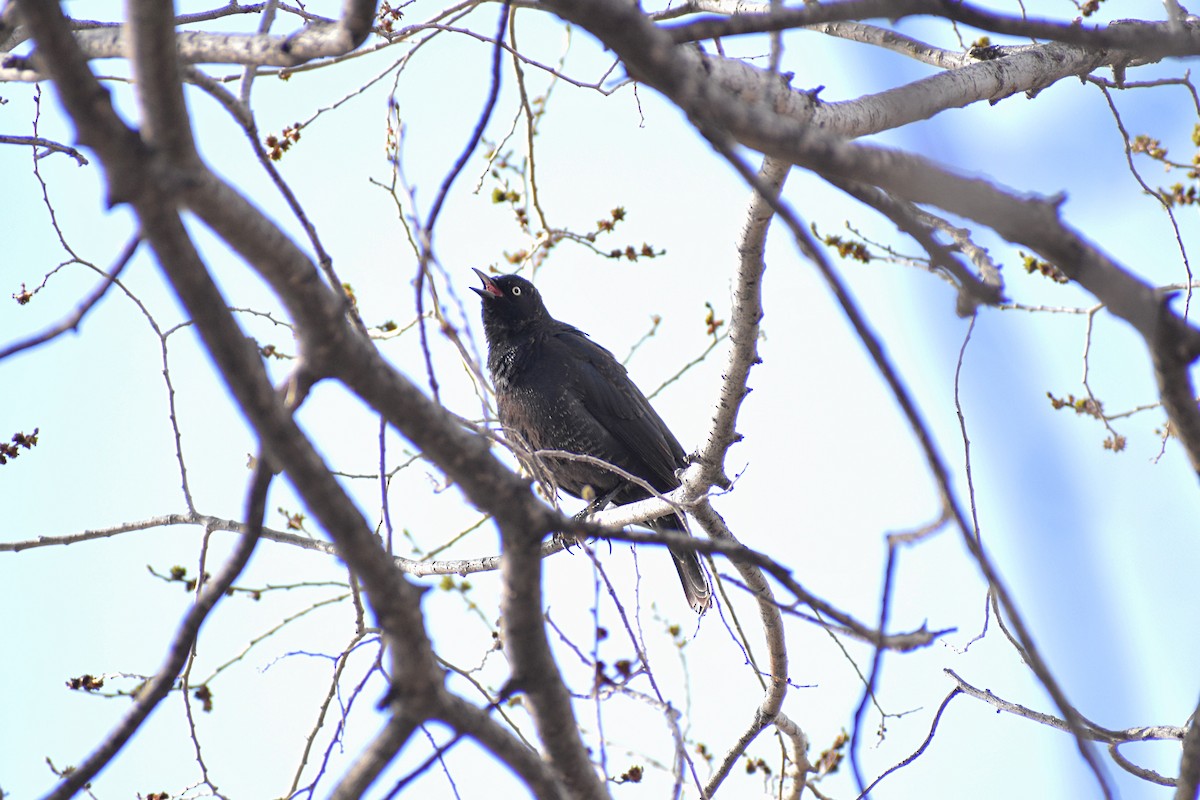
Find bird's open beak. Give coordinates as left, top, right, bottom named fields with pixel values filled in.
left=471, top=268, right=503, bottom=299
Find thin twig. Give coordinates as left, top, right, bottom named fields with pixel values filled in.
left=0, top=233, right=141, bottom=360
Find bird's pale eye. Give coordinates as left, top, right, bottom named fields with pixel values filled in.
left=511, top=286, right=522, bottom=296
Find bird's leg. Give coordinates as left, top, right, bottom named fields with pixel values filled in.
left=579, top=485, right=623, bottom=518
left=556, top=485, right=622, bottom=552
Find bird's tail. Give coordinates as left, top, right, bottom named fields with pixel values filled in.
left=655, top=513, right=712, bottom=614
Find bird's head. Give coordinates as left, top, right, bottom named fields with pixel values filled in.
left=471, top=268, right=549, bottom=334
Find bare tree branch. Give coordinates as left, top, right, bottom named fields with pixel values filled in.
left=666, top=0, right=1200, bottom=59
left=497, top=514, right=609, bottom=798
left=1175, top=694, right=1200, bottom=799
left=16, top=9, right=467, bottom=798
left=946, top=668, right=1187, bottom=746
left=4, top=0, right=378, bottom=72
left=44, top=459, right=270, bottom=800
left=857, top=687, right=962, bottom=798
left=0, top=233, right=140, bottom=360
left=128, top=0, right=198, bottom=162
left=0, top=133, right=89, bottom=162
left=437, top=694, right=569, bottom=800
left=695, top=499, right=791, bottom=798
left=329, top=713, right=421, bottom=800
left=541, top=0, right=1200, bottom=473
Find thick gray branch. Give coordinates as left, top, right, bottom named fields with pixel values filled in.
left=667, top=0, right=1200, bottom=60
left=2, top=0, right=376, bottom=76
left=18, top=5, right=453, bottom=794
left=1177, top=695, right=1200, bottom=799
left=329, top=714, right=421, bottom=800
left=540, top=0, right=1200, bottom=474
left=128, top=0, right=198, bottom=162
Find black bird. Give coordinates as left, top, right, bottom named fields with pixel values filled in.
left=471, top=269, right=711, bottom=613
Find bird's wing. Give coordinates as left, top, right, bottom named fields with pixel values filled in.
left=554, top=326, right=686, bottom=489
